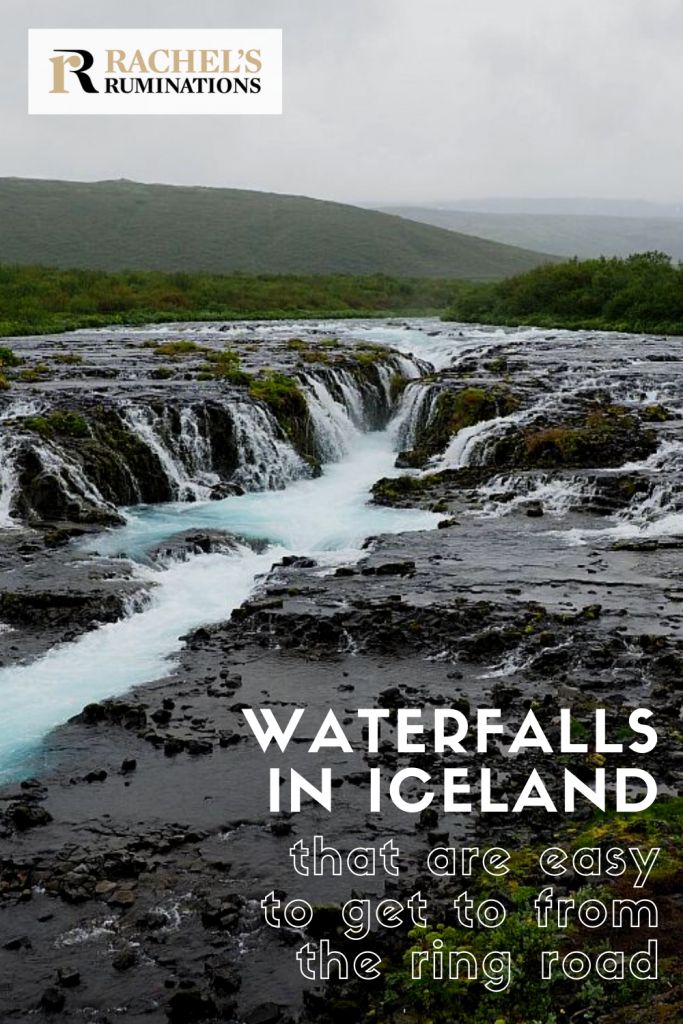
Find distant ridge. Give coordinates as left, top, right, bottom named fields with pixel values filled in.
left=381, top=204, right=683, bottom=262
left=0, top=178, right=556, bottom=280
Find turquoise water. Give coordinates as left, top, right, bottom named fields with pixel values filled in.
left=0, top=428, right=439, bottom=780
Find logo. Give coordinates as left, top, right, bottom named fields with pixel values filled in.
left=29, top=30, right=282, bottom=115
left=49, top=50, right=98, bottom=94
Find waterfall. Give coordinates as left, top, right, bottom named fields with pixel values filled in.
left=390, top=382, right=435, bottom=451
left=438, top=399, right=552, bottom=469
left=0, top=354, right=417, bottom=527
left=229, top=402, right=306, bottom=491
left=0, top=438, right=20, bottom=528
left=122, top=405, right=215, bottom=501
left=33, top=440, right=114, bottom=512
left=335, top=370, right=366, bottom=428
left=375, top=363, right=394, bottom=405
left=301, top=375, right=362, bottom=461
left=475, top=472, right=595, bottom=518
left=394, top=355, right=422, bottom=381
left=0, top=400, right=47, bottom=422
left=177, top=407, right=217, bottom=483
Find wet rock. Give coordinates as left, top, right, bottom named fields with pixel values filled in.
left=39, top=987, right=66, bottom=1013
left=3, top=935, right=32, bottom=951
left=56, top=966, right=80, bottom=988
left=76, top=699, right=147, bottom=729
left=374, top=560, right=415, bottom=576
left=0, top=587, right=130, bottom=629
left=187, top=739, right=213, bottom=756
left=112, top=946, right=138, bottom=971
left=206, top=957, right=242, bottom=994
left=149, top=529, right=240, bottom=562
left=378, top=686, right=405, bottom=709
left=152, top=708, right=173, bottom=725
left=164, top=738, right=186, bottom=757
left=166, top=989, right=218, bottom=1022
left=245, top=1002, right=285, bottom=1024
left=418, top=807, right=439, bottom=830
left=108, top=888, right=136, bottom=908
left=138, top=909, right=171, bottom=930
left=613, top=538, right=659, bottom=551
left=8, top=804, right=53, bottom=830
left=210, top=483, right=245, bottom=499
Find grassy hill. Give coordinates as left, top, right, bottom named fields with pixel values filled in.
left=382, top=205, right=683, bottom=262
left=0, top=178, right=556, bottom=281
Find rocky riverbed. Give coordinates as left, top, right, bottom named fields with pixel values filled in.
left=0, top=319, right=683, bottom=1022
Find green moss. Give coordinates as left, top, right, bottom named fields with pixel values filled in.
left=298, top=349, right=330, bottom=364
left=153, top=339, right=202, bottom=357
left=502, top=404, right=655, bottom=469
left=22, top=411, right=88, bottom=438
left=350, top=343, right=392, bottom=367
left=406, top=386, right=519, bottom=465
left=382, top=802, right=683, bottom=1024
left=150, top=366, right=175, bottom=380
left=199, top=348, right=250, bottom=384
left=52, top=352, right=83, bottom=365
left=22, top=415, right=51, bottom=437
left=389, top=373, right=409, bottom=401
left=372, top=474, right=435, bottom=504
left=248, top=372, right=308, bottom=442
left=643, top=403, right=674, bottom=422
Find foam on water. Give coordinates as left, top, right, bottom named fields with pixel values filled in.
left=0, top=423, right=440, bottom=780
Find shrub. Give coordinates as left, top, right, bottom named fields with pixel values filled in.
left=0, top=347, right=21, bottom=367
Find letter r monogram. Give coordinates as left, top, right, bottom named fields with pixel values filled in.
left=50, top=50, right=99, bottom=94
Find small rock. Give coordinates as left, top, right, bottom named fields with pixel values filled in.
left=40, top=987, right=66, bottom=1013
left=108, top=888, right=136, bottom=908
left=166, top=989, right=218, bottom=1022
left=245, top=1002, right=284, bottom=1024
left=57, top=966, right=80, bottom=988
left=9, top=804, right=53, bottom=830
left=112, top=946, right=138, bottom=972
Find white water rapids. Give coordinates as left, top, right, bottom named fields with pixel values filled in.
left=3, top=317, right=683, bottom=780
left=0, top=359, right=440, bottom=781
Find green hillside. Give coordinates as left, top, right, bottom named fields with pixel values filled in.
left=0, top=178, right=555, bottom=281
left=382, top=205, right=683, bottom=262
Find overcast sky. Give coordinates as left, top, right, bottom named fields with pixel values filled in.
left=4, top=0, right=683, bottom=204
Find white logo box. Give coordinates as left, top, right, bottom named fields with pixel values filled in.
left=28, top=28, right=282, bottom=115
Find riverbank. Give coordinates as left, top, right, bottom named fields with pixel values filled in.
left=1, top=319, right=682, bottom=1022
left=0, top=266, right=459, bottom=339
left=443, top=252, right=683, bottom=336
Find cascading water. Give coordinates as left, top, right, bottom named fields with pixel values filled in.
left=8, top=316, right=682, bottom=783
left=229, top=401, right=306, bottom=491
left=122, top=405, right=211, bottom=501
left=0, top=438, right=20, bottom=528
left=390, top=382, right=436, bottom=451
left=437, top=405, right=535, bottom=468
left=300, top=375, right=361, bottom=461
left=475, top=472, right=596, bottom=518
left=0, top=365, right=440, bottom=780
